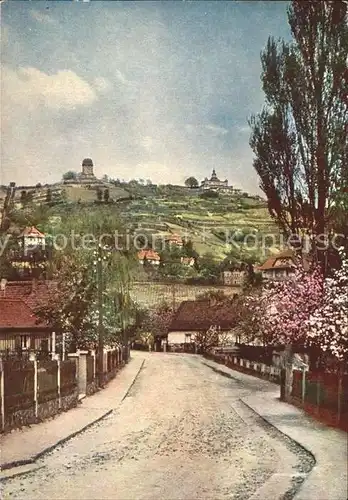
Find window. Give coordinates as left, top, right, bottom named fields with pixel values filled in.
left=20, top=335, right=30, bottom=350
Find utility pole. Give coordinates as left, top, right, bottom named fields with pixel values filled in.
left=97, top=244, right=104, bottom=387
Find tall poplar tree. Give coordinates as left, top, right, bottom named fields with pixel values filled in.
left=249, top=1, right=348, bottom=265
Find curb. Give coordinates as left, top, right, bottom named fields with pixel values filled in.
left=240, top=398, right=316, bottom=464
left=204, top=358, right=317, bottom=465
left=121, top=359, right=145, bottom=401
left=1, top=356, right=145, bottom=477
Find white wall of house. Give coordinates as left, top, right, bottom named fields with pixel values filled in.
left=167, top=331, right=199, bottom=345
left=168, top=330, right=237, bottom=346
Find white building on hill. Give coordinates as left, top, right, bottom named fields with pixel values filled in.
left=201, top=169, right=236, bottom=194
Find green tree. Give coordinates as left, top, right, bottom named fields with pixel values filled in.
left=200, top=190, right=219, bottom=199
left=46, top=188, right=52, bottom=204
left=182, top=239, right=199, bottom=259
left=20, top=190, right=27, bottom=205
left=198, top=252, right=221, bottom=281
left=249, top=1, right=347, bottom=266
left=104, top=188, right=110, bottom=203
left=96, top=188, right=103, bottom=202
left=185, top=176, right=199, bottom=188
left=62, top=171, right=77, bottom=181
left=35, top=208, right=137, bottom=350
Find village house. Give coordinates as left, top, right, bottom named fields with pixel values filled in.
left=0, top=279, right=57, bottom=354
left=221, top=269, right=247, bottom=286
left=19, top=226, right=46, bottom=251
left=257, top=249, right=310, bottom=281
left=164, top=234, right=183, bottom=247
left=7, top=226, right=48, bottom=280
left=137, top=249, right=161, bottom=266
left=166, top=298, right=239, bottom=349
left=180, top=256, right=195, bottom=267
left=0, top=298, right=53, bottom=353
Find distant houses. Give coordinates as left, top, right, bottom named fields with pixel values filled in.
left=8, top=226, right=49, bottom=280
left=256, top=249, right=310, bottom=281
left=166, top=298, right=239, bottom=348
left=137, top=249, right=161, bottom=266
left=164, top=233, right=183, bottom=247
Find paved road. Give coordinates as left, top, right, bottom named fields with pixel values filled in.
left=3, top=354, right=306, bottom=500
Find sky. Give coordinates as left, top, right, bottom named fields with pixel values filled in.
left=1, top=1, right=291, bottom=193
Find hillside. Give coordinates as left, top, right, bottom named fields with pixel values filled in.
left=117, top=191, right=279, bottom=260
left=1, top=181, right=279, bottom=261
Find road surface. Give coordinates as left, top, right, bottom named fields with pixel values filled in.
left=3, top=353, right=311, bottom=500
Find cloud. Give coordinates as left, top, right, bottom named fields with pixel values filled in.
left=205, top=124, right=229, bottom=136
left=94, top=76, right=113, bottom=94
left=2, top=66, right=97, bottom=111
left=236, top=125, right=251, bottom=134
left=185, top=124, right=228, bottom=137
left=30, top=9, right=56, bottom=25
left=115, top=69, right=132, bottom=86
left=141, top=136, right=154, bottom=153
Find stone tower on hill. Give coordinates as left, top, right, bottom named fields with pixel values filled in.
left=79, top=158, right=98, bottom=183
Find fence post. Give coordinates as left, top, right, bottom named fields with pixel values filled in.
left=0, top=359, right=4, bottom=432
left=57, top=359, right=61, bottom=409
left=337, top=369, right=343, bottom=425
left=301, top=367, right=306, bottom=404
left=316, top=372, right=321, bottom=415
left=33, top=356, right=38, bottom=419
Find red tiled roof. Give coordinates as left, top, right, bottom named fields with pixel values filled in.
left=0, top=299, right=49, bottom=329
left=137, top=249, right=161, bottom=261
left=0, top=280, right=57, bottom=310
left=19, top=226, right=45, bottom=238
left=165, top=234, right=183, bottom=243
left=257, top=250, right=297, bottom=271
left=257, top=249, right=312, bottom=272
left=169, top=300, right=238, bottom=332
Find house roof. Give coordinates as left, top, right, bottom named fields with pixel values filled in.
left=0, top=280, right=57, bottom=310
left=165, top=234, right=183, bottom=242
left=0, top=298, right=49, bottom=329
left=137, top=249, right=161, bottom=261
left=257, top=249, right=312, bottom=272
left=169, top=299, right=238, bottom=332
left=19, top=226, right=45, bottom=238
left=257, top=249, right=296, bottom=271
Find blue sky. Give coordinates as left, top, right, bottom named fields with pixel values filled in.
left=1, top=1, right=291, bottom=193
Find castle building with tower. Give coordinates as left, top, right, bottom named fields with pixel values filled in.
left=201, top=169, right=236, bottom=194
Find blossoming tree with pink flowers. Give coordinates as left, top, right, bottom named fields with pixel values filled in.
left=259, top=265, right=324, bottom=348
left=307, top=250, right=348, bottom=364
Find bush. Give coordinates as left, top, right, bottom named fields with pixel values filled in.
left=200, top=190, right=219, bottom=199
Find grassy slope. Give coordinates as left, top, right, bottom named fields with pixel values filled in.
left=118, top=190, right=279, bottom=260
left=1, top=181, right=279, bottom=260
